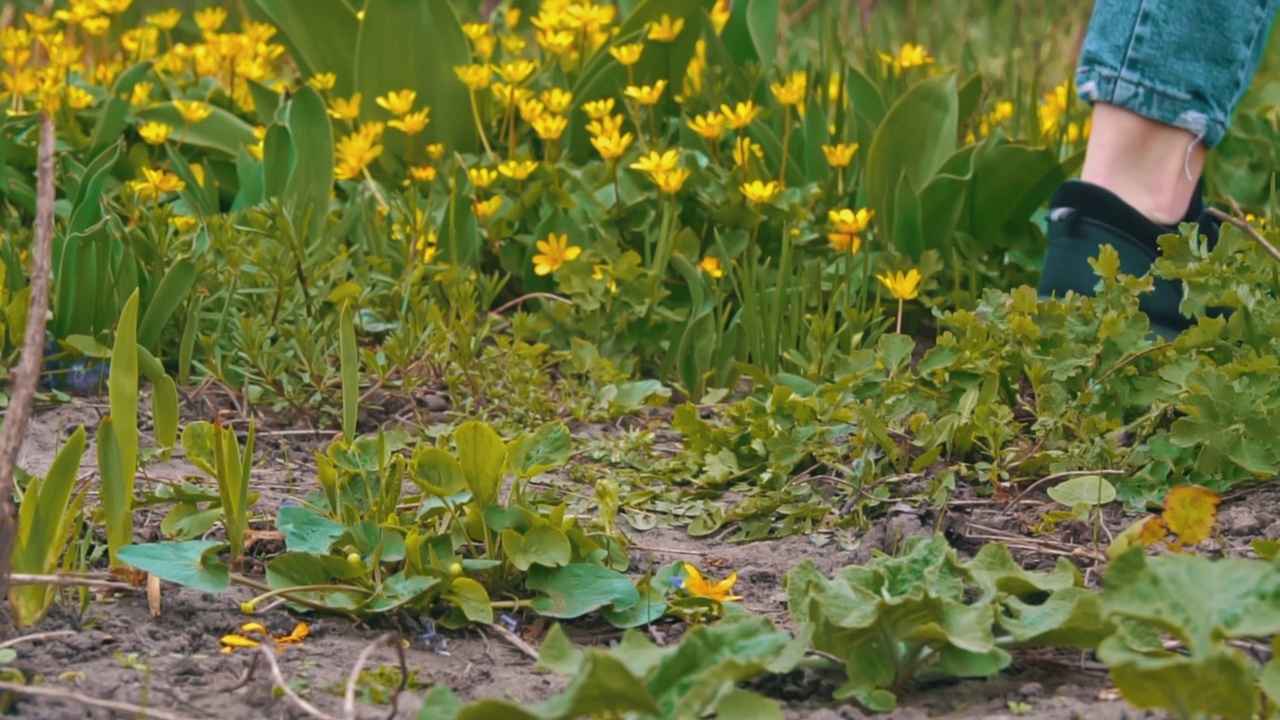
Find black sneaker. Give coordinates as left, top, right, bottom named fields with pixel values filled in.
left=1037, top=180, right=1219, bottom=339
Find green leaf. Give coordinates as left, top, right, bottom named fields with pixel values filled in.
left=716, top=690, right=783, bottom=720
left=116, top=540, right=230, bottom=594
left=416, top=686, right=465, bottom=720
left=135, top=104, right=256, bottom=157
left=150, top=375, right=179, bottom=456
left=88, top=61, right=152, bottom=156
left=180, top=421, right=218, bottom=477
left=504, top=525, right=572, bottom=571
left=998, top=587, right=1114, bottom=648
left=600, top=583, right=668, bottom=628
left=529, top=653, right=660, bottom=719
left=108, top=289, right=139, bottom=492
left=507, top=421, right=573, bottom=479
left=454, top=421, right=506, bottom=509
left=340, top=301, right=359, bottom=443
left=277, top=505, right=346, bottom=554
left=962, top=542, right=1081, bottom=600
left=15, top=426, right=86, bottom=570
left=866, top=73, right=958, bottom=248
left=262, top=123, right=295, bottom=200
left=283, top=85, right=334, bottom=245
left=892, top=172, right=924, bottom=259
left=137, top=259, right=196, bottom=352
left=527, top=564, right=639, bottom=618
left=444, top=577, right=493, bottom=625
left=1099, top=638, right=1257, bottom=720
left=409, top=446, right=469, bottom=497
left=248, top=0, right=358, bottom=97
left=1047, top=475, right=1117, bottom=507
left=535, top=624, right=584, bottom=676
left=354, top=0, right=477, bottom=157
left=721, top=0, right=779, bottom=67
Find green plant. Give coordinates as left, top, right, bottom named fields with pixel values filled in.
left=180, top=417, right=257, bottom=564
left=8, top=428, right=88, bottom=627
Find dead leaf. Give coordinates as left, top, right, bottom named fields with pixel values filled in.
left=1162, top=486, right=1220, bottom=546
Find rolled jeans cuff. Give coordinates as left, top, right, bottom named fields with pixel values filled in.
left=1075, top=66, right=1226, bottom=147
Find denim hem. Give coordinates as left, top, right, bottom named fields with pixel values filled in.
left=1075, top=66, right=1229, bottom=148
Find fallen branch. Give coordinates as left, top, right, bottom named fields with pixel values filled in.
left=489, top=624, right=540, bottom=662
left=0, top=680, right=208, bottom=720
left=7, top=573, right=136, bottom=590
left=0, top=111, right=56, bottom=629
left=0, top=630, right=76, bottom=650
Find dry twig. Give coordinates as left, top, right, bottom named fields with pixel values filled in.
left=342, top=632, right=400, bottom=720
left=488, top=623, right=540, bottom=662
left=0, top=680, right=208, bottom=720
left=0, top=630, right=76, bottom=650
left=259, top=644, right=339, bottom=720
left=0, top=112, right=56, bottom=624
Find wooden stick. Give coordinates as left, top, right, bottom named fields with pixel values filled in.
left=0, top=630, right=76, bottom=650
left=0, top=680, right=208, bottom=720
left=0, top=111, right=57, bottom=628
left=259, top=644, right=338, bottom=720
left=489, top=624, right=539, bottom=662
left=342, top=633, right=394, bottom=720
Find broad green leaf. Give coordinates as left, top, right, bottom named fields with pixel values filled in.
left=527, top=564, right=639, bottom=618
left=416, top=686, right=465, bottom=720
left=16, top=426, right=86, bottom=568
left=600, top=583, right=667, bottom=628
left=716, top=690, right=783, bottom=720
left=150, top=375, right=179, bottom=456
left=444, top=577, right=492, bottom=625
left=180, top=422, right=218, bottom=477
left=262, top=123, right=295, bottom=201
left=283, top=85, right=334, bottom=245
left=535, top=624, right=584, bottom=676
left=116, top=540, right=230, bottom=594
left=962, top=542, right=1081, bottom=600
left=648, top=616, right=794, bottom=717
left=98, top=422, right=130, bottom=568
left=503, top=525, right=572, bottom=572
left=454, top=421, right=505, bottom=509
left=137, top=259, right=195, bottom=352
left=88, top=62, right=152, bottom=156
left=527, top=653, right=660, bottom=719
left=892, top=172, right=924, bottom=259
left=410, top=446, right=469, bottom=497
left=277, top=505, right=346, bottom=554
left=866, top=73, right=958, bottom=250
left=136, top=104, right=256, bottom=157
left=1098, top=638, right=1257, bottom=720
left=247, top=0, right=358, bottom=96
left=354, top=0, right=476, bottom=157
left=998, top=587, right=1113, bottom=648
left=1047, top=475, right=1117, bottom=507
left=507, top=421, right=573, bottom=479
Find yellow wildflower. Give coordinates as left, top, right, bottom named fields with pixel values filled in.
left=821, top=142, right=859, bottom=168
left=740, top=179, right=780, bottom=204
left=878, top=268, right=922, bottom=300
left=333, top=129, right=383, bottom=180
left=585, top=113, right=626, bottom=138
left=770, top=70, right=807, bottom=106
left=710, top=0, right=731, bottom=34
left=698, top=255, right=724, bottom=278
left=591, top=130, right=633, bottom=160
left=533, top=232, right=582, bottom=275
left=609, top=43, right=644, bottom=67
left=193, top=7, right=227, bottom=33
left=720, top=100, right=760, bottom=129
left=518, top=97, right=547, bottom=123
left=531, top=113, right=568, bottom=140
left=95, top=0, right=132, bottom=14
left=130, top=167, right=185, bottom=200
left=409, top=165, right=438, bottom=182
left=328, top=93, right=361, bottom=121
left=168, top=215, right=198, bottom=232
left=498, top=159, right=539, bottom=181
left=491, top=82, right=530, bottom=107
left=472, top=195, right=503, bottom=219
left=455, top=64, right=492, bottom=91
left=129, top=81, right=153, bottom=107
left=138, top=121, right=172, bottom=145
left=732, top=136, right=763, bottom=167
left=461, top=22, right=490, bottom=42
left=686, top=112, right=725, bottom=140
left=652, top=167, right=690, bottom=194
left=308, top=73, right=337, bottom=92
left=65, top=86, right=95, bottom=110
left=828, top=208, right=873, bottom=253
left=416, top=231, right=439, bottom=263
left=376, top=89, right=416, bottom=116
left=880, top=42, right=933, bottom=72
left=541, top=88, right=573, bottom=114
left=496, top=59, right=537, bottom=84
left=582, top=98, right=615, bottom=119
left=647, top=14, right=684, bottom=43
left=469, top=167, right=498, bottom=189
left=682, top=563, right=741, bottom=602
left=145, top=9, right=181, bottom=30
left=629, top=149, right=680, bottom=175
left=426, top=143, right=446, bottom=160
left=624, top=80, right=666, bottom=106
left=388, top=108, right=430, bottom=135
left=173, top=99, right=212, bottom=124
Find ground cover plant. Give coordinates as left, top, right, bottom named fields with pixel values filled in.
left=0, top=0, right=1276, bottom=718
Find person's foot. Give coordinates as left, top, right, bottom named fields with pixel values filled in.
left=1037, top=180, right=1219, bottom=339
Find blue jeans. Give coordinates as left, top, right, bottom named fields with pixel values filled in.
left=1077, top=0, right=1280, bottom=147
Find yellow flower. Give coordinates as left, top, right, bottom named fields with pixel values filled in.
left=533, top=232, right=582, bottom=276
left=219, top=621, right=308, bottom=654
left=333, top=129, right=383, bottom=180
left=608, top=42, right=644, bottom=67
left=591, top=130, right=633, bottom=160
left=145, top=9, right=181, bottom=30
left=879, top=43, right=933, bottom=72
left=498, top=159, right=539, bottom=181
left=130, top=167, right=185, bottom=200
left=173, top=99, right=212, bottom=124
left=720, top=100, right=760, bottom=129
left=65, top=86, right=95, bottom=110
left=682, top=563, right=741, bottom=602
left=536, top=29, right=575, bottom=56
left=499, top=33, right=526, bottom=56
left=409, top=164, right=438, bottom=182
left=582, top=98, right=615, bottom=119
left=328, top=93, right=362, bottom=121
left=496, top=59, right=537, bottom=84
left=821, top=142, right=859, bottom=168
left=491, top=82, right=531, bottom=107
left=531, top=113, right=568, bottom=140
left=740, top=179, right=780, bottom=204
left=95, top=0, right=132, bottom=15
left=518, top=97, right=547, bottom=123
left=308, top=73, right=337, bottom=92
left=129, top=81, right=153, bottom=107
left=770, top=70, right=807, bottom=106
left=828, top=208, right=873, bottom=253
left=138, top=121, right=172, bottom=145
left=652, top=167, right=690, bottom=194
left=732, top=136, right=763, bottom=167
left=193, top=7, right=227, bottom=33
left=455, top=64, right=492, bottom=91
left=710, top=0, right=731, bottom=34
left=505, top=7, right=522, bottom=29
left=541, top=88, right=573, bottom=114
left=647, top=14, right=684, bottom=43
left=426, top=143, right=446, bottom=160
left=416, top=231, right=439, bottom=263
left=168, top=215, right=198, bottom=232
left=687, top=112, right=725, bottom=140
left=878, top=268, right=922, bottom=301
left=624, top=80, right=666, bottom=106
left=1038, top=81, right=1073, bottom=138
left=698, top=255, right=724, bottom=278
left=388, top=108, right=430, bottom=135
left=472, top=195, right=503, bottom=219
left=461, top=22, right=490, bottom=41
left=375, top=89, right=416, bottom=116
left=629, top=149, right=680, bottom=175
left=468, top=167, right=498, bottom=189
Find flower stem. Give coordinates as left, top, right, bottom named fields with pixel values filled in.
left=468, top=89, right=495, bottom=161
left=779, top=105, right=792, bottom=187
left=895, top=298, right=904, bottom=334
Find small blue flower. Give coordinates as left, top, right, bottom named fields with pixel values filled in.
left=499, top=613, right=518, bottom=632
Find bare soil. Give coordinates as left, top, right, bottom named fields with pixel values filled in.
left=6, top=401, right=1279, bottom=719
